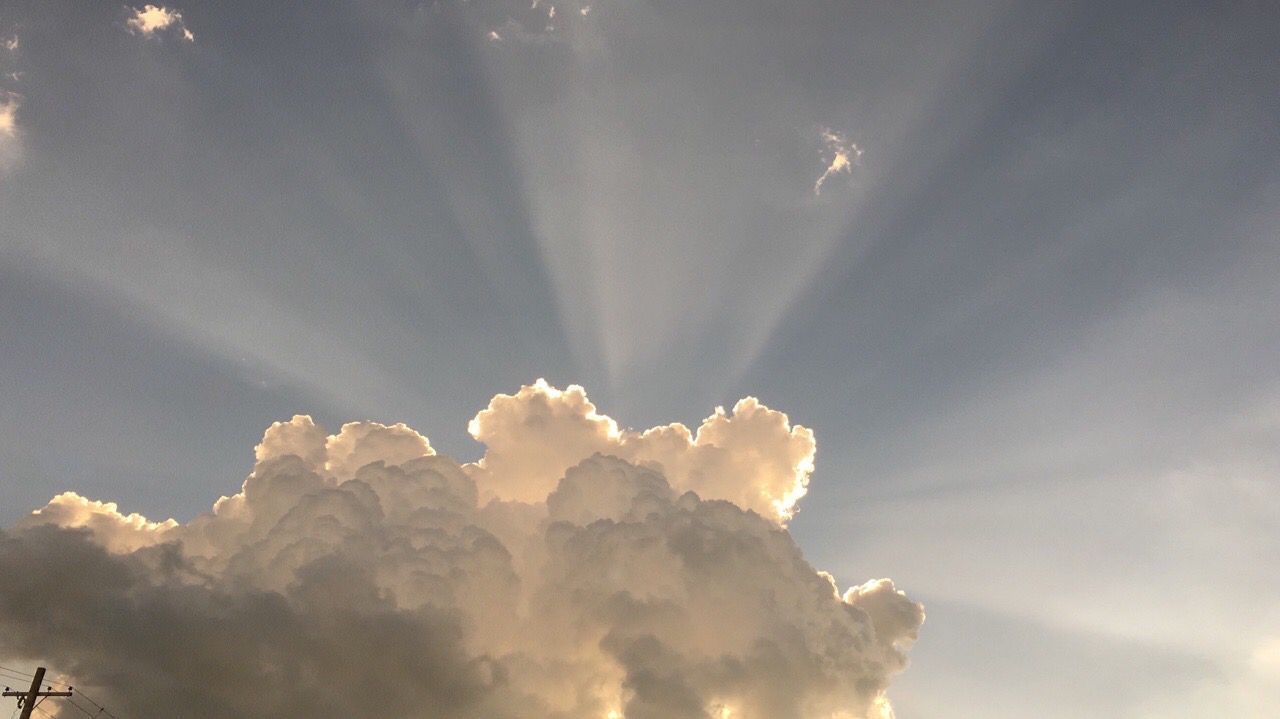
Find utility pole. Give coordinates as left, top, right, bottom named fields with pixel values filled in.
left=3, top=667, right=73, bottom=719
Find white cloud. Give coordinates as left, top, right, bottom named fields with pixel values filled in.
left=2, top=381, right=920, bottom=718
left=814, top=128, right=863, bottom=195
left=126, top=4, right=195, bottom=41
left=26, top=492, right=179, bottom=553
left=466, top=379, right=816, bottom=522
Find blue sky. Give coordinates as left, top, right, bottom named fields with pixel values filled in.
left=2, top=1, right=1278, bottom=715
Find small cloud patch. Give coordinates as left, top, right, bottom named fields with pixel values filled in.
left=126, top=4, right=195, bottom=42
left=814, top=127, right=863, bottom=195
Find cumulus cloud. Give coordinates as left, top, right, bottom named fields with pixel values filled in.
left=126, top=5, right=195, bottom=42
left=814, top=128, right=862, bottom=196
left=467, top=380, right=815, bottom=522
left=0, top=381, right=921, bottom=718
left=25, top=493, right=179, bottom=553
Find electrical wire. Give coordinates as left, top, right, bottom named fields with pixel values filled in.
left=0, top=668, right=117, bottom=718
left=0, top=668, right=35, bottom=685
left=0, top=668, right=73, bottom=692
left=60, top=698, right=98, bottom=719
left=64, top=693, right=116, bottom=719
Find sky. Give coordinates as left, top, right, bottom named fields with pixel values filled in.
left=1, top=0, right=1278, bottom=716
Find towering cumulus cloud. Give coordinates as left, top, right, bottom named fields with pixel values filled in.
left=0, top=381, right=921, bottom=718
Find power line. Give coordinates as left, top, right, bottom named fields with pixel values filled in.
left=64, top=693, right=115, bottom=719
left=0, top=670, right=71, bottom=692
left=60, top=698, right=98, bottom=719
left=0, top=669, right=118, bottom=719
left=0, top=675, right=30, bottom=689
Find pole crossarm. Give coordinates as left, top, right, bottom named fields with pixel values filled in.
left=3, top=668, right=74, bottom=719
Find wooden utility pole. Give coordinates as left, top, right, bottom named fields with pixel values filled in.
left=3, top=667, right=73, bottom=719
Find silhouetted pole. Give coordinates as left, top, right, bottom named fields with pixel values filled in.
left=2, top=667, right=73, bottom=719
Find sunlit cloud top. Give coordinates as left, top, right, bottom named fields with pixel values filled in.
left=1, top=380, right=921, bottom=718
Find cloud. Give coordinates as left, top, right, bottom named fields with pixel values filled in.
left=0, top=29, right=19, bottom=172
left=0, top=92, right=17, bottom=138
left=0, top=381, right=920, bottom=719
left=25, top=492, right=179, bottom=553
left=814, top=128, right=862, bottom=195
left=466, top=379, right=815, bottom=522
left=471, top=0, right=592, bottom=44
left=125, top=5, right=195, bottom=41
left=0, top=91, right=20, bottom=170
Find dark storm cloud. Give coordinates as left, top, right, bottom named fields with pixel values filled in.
left=0, top=526, right=506, bottom=718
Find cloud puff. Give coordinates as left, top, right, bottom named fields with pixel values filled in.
left=1, top=381, right=920, bottom=718
left=814, top=128, right=862, bottom=196
left=126, top=5, right=195, bottom=42
left=467, top=380, right=816, bottom=522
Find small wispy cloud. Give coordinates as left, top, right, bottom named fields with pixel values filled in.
left=481, top=0, right=591, bottom=44
left=1, top=34, right=19, bottom=84
left=126, top=5, right=195, bottom=42
left=814, top=127, right=863, bottom=195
